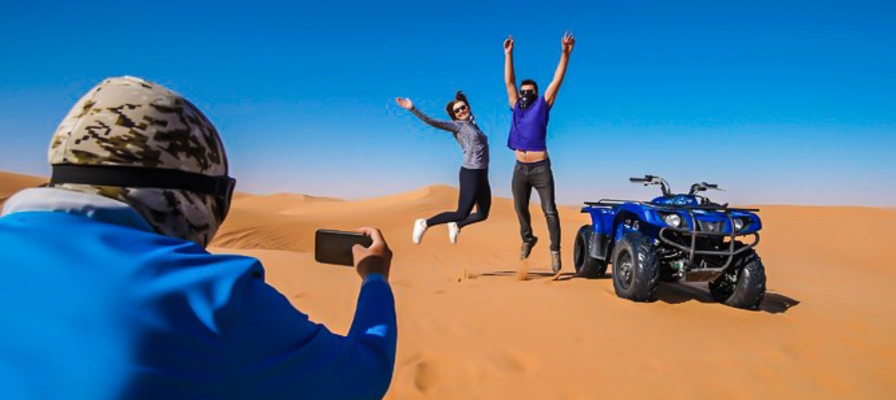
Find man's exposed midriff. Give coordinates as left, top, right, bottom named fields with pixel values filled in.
left=515, top=149, right=548, bottom=162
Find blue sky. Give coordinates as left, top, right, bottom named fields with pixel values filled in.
left=1, top=0, right=894, bottom=206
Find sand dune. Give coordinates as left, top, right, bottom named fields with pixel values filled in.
left=2, top=170, right=894, bottom=399
left=0, top=171, right=46, bottom=207
left=211, top=183, right=896, bottom=399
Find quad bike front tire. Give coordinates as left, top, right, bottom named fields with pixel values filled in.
left=709, top=249, right=767, bottom=310
left=612, top=231, right=660, bottom=302
left=574, top=225, right=607, bottom=278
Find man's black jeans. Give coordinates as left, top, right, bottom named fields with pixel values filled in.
left=511, top=159, right=560, bottom=252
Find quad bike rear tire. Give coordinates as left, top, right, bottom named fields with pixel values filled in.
left=574, top=225, right=607, bottom=278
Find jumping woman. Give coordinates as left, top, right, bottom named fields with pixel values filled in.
left=395, top=91, right=491, bottom=244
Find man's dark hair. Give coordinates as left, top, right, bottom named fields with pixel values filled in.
left=520, top=79, right=538, bottom=93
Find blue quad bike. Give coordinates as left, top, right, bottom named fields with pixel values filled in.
left=574, top=175, right=766, bottom=310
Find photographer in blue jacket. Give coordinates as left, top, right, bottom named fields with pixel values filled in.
left=0, top=76, right=397, bottom=400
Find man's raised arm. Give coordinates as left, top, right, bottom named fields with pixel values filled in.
left=544, top=32, right=576, bottom=107
left=504, top=36, right=519, bottom=109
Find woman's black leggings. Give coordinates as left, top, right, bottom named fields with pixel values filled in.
left=426, top=167, right=491, bottom=229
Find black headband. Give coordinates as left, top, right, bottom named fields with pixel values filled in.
left=50, top=164, right=235, bottom=199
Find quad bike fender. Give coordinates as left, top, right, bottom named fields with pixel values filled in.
left=609, top=208, right=665, bottom=255
left=587, top=214, right=609, bottom=260
left=588, top=231, right=608, bottom=260
left=610, top=209, right=643, bottom=253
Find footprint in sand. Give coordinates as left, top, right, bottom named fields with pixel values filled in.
left=486, top=350, right=536, bottom=374
left=400, top=352, right=439, bottom=394
left=391, top=279, right=412, bottom=288
left=412, top=359, right=436, bottom=393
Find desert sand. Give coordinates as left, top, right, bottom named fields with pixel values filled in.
left=2, top=170, right=894, bottom=399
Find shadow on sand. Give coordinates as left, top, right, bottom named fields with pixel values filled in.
left=470, top=270, right=561, bottom=281
left=471, top=269, right=800, bottom=314
left=653, top=282, right=800, bottom=314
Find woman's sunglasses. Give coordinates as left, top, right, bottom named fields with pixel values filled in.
left=453, top=105, right=469, bottom=113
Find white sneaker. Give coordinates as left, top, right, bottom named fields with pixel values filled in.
left=412, top=219, right=428, bottom=244
left=448, top=222, right=460, bottom=244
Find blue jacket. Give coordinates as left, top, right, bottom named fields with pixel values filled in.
left=0, top=194, right=396, bottom=399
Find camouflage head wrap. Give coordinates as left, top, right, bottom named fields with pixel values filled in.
left=48, top=76, right=229, bottom=247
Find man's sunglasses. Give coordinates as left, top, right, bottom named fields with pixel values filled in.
left=520, top=89, right=536, bottom=97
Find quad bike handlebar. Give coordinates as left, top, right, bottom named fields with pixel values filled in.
left=630, top=175, right=672, bottom=197
left=630, top=176, right=726, bottom=199
left=688, top=182, right=724, bottom=195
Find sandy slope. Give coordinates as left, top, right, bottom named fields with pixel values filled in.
left=2, top=170, right=894, bottom=399
left=210, top=185, right=895, bottom=400
left=0, top=171, right=46, bottom=207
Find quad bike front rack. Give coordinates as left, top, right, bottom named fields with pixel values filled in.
left=655, top=204, right=760, bottom=281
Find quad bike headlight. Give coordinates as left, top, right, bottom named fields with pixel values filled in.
left=663, top=214, right=682, bottom=227
left=733, top=218, right=745, bottom=231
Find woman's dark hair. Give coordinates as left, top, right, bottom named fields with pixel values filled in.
left=445, top=91, right=471, bottom=120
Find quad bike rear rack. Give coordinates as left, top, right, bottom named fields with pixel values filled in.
left=583, top=199, right=637, bottom=207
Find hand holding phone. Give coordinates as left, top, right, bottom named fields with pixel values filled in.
left=315, top=229, right=372, bottom=266
left=351, top=227, right=392, bottom=280
left=315, top=228, right=392, bottom=280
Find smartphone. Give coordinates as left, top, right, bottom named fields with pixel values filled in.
left=314, top=229, right=373, bottom=266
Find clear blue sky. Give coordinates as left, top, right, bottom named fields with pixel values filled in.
left=2, top=0, right=894, bottom=206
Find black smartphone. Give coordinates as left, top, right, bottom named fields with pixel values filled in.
left=314, top=229, right=373, bottom=266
